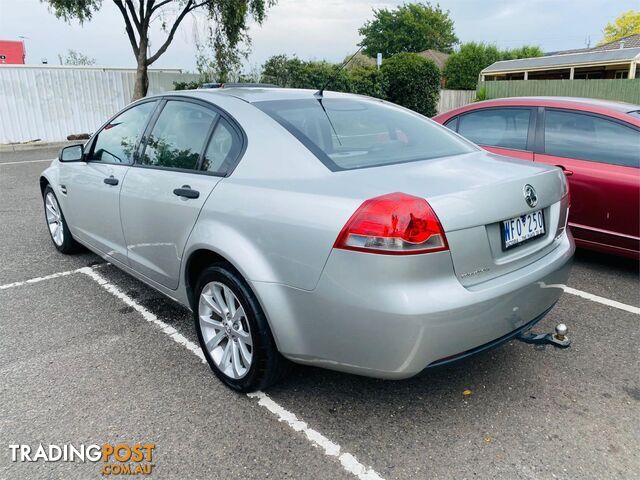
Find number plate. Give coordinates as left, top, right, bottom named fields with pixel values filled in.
left=502, top=210, right=545, bottom=250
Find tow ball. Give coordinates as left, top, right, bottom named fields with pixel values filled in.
left=516, top=323, right=570, bottom=348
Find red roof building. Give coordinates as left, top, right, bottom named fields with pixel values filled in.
left=0, top=40, right=26, bottom=64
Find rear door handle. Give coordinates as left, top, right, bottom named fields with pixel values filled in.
left=104, top=176, right=119, bottom=185
left=556, top=165, right=573, bottom=176
left=173, top=185, right=200, bottom=199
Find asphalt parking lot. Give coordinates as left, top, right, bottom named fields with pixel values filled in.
left=1, top=148, right=638, bottom=480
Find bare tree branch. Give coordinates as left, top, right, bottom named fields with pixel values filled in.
left=140, top=0, right=156, bottom=25
left=147, top=0, right=207, bottom=65
left=125, top=0, right=141, bottom=31
left=150, top=0, right=173, bottom=13
left=112, top=0, right=140, bottom=57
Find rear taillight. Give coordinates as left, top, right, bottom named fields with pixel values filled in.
left=334, top=192, right=449, bottom=255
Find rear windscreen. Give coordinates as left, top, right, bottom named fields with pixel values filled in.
left=255, top=98, right=476, bottom=171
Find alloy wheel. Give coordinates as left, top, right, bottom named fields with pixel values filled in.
left=198, top=281, right=253, bottom=379
left=45, top=192, right=64, bottom=246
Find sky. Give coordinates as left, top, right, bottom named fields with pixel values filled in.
left=0, top=0, right=637, bottom=72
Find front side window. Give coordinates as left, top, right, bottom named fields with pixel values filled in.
left=90, top=101, right=156, bottom=164
left=544, top=110, right=640, bottom=168
left=255, top=98, right=475, bottom=171
left=141, top=101, right=217, bottom=170
left=457, top=108, right=531, bottom=150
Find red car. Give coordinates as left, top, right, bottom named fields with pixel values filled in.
left=434, top=97, right=640, bottom=259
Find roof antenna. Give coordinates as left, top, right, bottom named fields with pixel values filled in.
left=315, top=45, right=364, bottom=98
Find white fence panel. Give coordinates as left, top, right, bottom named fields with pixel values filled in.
left=0, top=65, right=199, bottom=143
left=437, top=89, right=476, bottom=114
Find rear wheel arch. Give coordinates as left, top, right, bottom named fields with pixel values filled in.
left=184, top=247, right=285, bottom=347
left=185, top=249, right=248, bottom=309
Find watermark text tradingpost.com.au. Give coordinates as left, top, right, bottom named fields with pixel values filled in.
left=9, top=443, right=156, bottom=475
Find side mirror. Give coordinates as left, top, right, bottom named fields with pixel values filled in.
left=59, top=144, right=84, bottom=162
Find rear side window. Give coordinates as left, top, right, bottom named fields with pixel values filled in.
left=141, top=101, right=217, bottom=170
left=255, top=98, right=475, bottom=171
left=544, top=110, right=640, bottom=168
left=90, top=101, right=156, bottom=164
left=202, top=117, right=242, bottom=175
left=457, top=108, right=531, bottom=150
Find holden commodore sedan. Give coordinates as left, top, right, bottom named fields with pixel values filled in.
left=434, top=97, right=640, bottom=259
left=40, top=88, right=574, bottom=392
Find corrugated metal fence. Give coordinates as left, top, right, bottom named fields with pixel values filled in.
left=437, top=89, right=476, bottom=114
left=0, top=65, right=199, bottom=143
left=480, top=79, right=640, bottom=104
left=0, top=67, right=476, bottom=143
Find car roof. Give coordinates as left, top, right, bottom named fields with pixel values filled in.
left=472, top=96, right=640, bottom=113
left=181, top=87, right=359, bottom=103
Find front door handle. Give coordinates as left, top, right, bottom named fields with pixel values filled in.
left=173, top=185, right=200, bottom=199
left=556, top=165, right=573, bottom=176
left=104, top=176, right=119, bottom=185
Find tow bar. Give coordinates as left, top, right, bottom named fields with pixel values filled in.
left=516, top=323, right=570, bottom=348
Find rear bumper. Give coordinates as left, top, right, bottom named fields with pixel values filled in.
left=425, top=304, right=554, bottom=369
left=252, top=231, right=575, bottom=379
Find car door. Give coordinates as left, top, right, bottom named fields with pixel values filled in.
left=119, top=98, right=243, bottom=290
left=534, top=108, right=640, bottom=254
left=59, top=100, right=158, bottom=264
left=454, top=107, right=536, bottom=161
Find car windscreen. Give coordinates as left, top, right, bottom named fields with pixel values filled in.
left=254, top=98, right=477, bottom=171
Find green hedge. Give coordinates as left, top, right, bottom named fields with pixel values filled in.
left=260, top=53, right=440, bottom=117
left=381, top=53, right=440, bottom=117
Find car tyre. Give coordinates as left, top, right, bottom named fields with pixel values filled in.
left=43, top=185, right=81, bottom=254
left=194, top=264, right=290, bottom=392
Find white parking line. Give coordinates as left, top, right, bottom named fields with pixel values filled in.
left=248, top=391, right=383, bottom=480
left=77, top=267, right=384, bottom=480
left=2, top=266, right=637, bottom=480
left=563, top=285, right=640, bottom=315
left=0, top=267, right=82, bottom=290
left=79, top=267, right=206, bottom=361
left=539, top=282, right=640, bottom=315
left=0, top=159, right=52, bottom=165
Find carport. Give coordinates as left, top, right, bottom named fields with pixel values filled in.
left=481, top=47, right=640, bottom=81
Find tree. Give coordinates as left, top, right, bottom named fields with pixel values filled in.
left=443, top=42, right=500, bottom=90
left=443, top=42, right=542, bottom=90
left=359, top=3, right=458, bottom=58
left=44, top=0, right=274, bottom=100
left=260, top=54, right=386, bottom=100
left=57, top=49, right=96, bottom=65
left=381, top=53, right=440, bottom=117
left=261, top=54, right=304, bottom=87
left=501, top=45, right=543, bottom=61
left=599, top=10, right=640, bottom=45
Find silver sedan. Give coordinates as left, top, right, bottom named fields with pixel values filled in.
left=40, top=88, right=574, bottom=392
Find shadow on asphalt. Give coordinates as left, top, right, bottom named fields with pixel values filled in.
left=574, top=248, right=639, bottom=275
